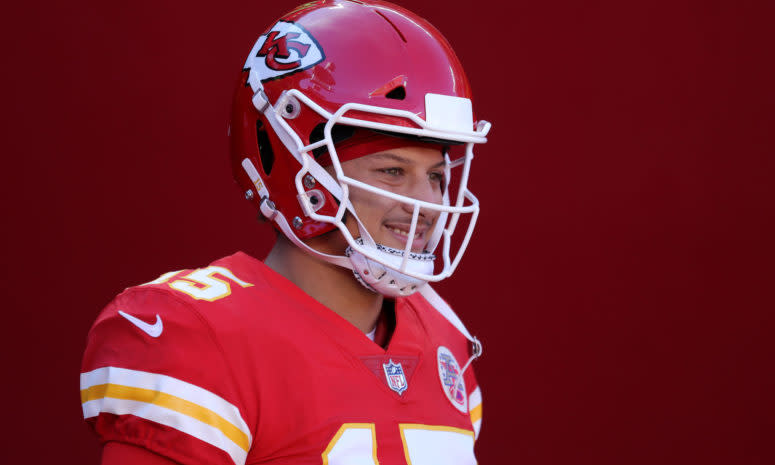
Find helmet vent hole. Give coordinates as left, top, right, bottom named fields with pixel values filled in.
left=385, top=86, right=406, bottom=100
left=256, top=120, right=275, bottom=175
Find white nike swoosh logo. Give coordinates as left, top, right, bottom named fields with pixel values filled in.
left=118, top=310, right=163, bottom=337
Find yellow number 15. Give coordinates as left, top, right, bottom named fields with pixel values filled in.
left=142, top=266, right=253, bottom=302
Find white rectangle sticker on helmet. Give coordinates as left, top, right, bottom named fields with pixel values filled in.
left=425, top=94, right=474, bottom=133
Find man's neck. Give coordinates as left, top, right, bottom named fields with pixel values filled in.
left=264, top=235, right=384, bottom=334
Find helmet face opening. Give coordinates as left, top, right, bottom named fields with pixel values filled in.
left=230, top=0, right=491, bottom=293
left=328, top=144, right=480, bottom=282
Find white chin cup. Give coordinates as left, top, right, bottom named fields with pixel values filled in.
left=345, top=239, right=435, bottom=297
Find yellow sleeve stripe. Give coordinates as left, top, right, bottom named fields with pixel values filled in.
left=81, top=366, right=250, bottom=464
left=81, top=383, right=250, bottom=452
left=469, top=403, right=482, bottom=424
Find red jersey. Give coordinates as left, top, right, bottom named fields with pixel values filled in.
left=81, top=252, right=483, bottom=464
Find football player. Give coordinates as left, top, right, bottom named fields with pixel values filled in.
left=80, top=1, right=491, bottom=464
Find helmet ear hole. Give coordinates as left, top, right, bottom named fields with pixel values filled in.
left=256, top=120, right=275, bottom=175
left=385, top=86, right=406, bottom=100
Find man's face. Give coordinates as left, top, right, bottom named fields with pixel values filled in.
left=339, top=145, right=446, bottom=253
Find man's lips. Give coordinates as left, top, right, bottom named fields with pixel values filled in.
left=383, top=223, right=430, bottom=250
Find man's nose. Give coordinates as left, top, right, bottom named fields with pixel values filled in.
left=401, top=177, right=442, bottom=218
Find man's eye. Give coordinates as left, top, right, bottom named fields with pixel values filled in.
left=429, top=171, right=445, bottom=184
left=379, top=167, right=403, bottom=176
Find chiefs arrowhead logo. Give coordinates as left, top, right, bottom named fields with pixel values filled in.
left=244, top=21, right=325, bottom=82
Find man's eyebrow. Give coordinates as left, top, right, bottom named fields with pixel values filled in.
left=371, top=153, right=410, bottom=163
left=371, top=152, right=446, bottom=168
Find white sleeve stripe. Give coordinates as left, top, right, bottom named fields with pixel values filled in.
left=80, top=367, right=251, bottom=443
left=469, top=387, right=482, bottom=440
left=468, top=387, right=482, bottom=410
left=83, top=397, right=247, bottom=465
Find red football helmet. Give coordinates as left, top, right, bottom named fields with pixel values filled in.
left=229, top=0, right=491, bottom=296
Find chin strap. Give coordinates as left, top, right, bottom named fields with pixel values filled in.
left=345, top=238, right=434, bottom=297
left=418, top=284, right=483, bottom=375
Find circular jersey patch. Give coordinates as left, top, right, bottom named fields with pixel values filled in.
left=436, top=346, right=467, bottom=413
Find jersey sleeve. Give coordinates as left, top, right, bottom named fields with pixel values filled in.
left=80, top=286, right=252, bottom=465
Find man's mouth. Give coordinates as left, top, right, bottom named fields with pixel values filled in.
left=386, top=225, right=423, bottom=240
left=383, top=223, right=430, bottom=251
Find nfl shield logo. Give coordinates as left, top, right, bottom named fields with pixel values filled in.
left=383, top=359, right=408, bottom=395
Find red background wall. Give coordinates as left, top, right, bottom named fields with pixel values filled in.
left=3, top=0, right=772, bottom=463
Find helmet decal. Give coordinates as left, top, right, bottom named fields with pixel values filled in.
left=244, top=20, right=325, bottom=81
